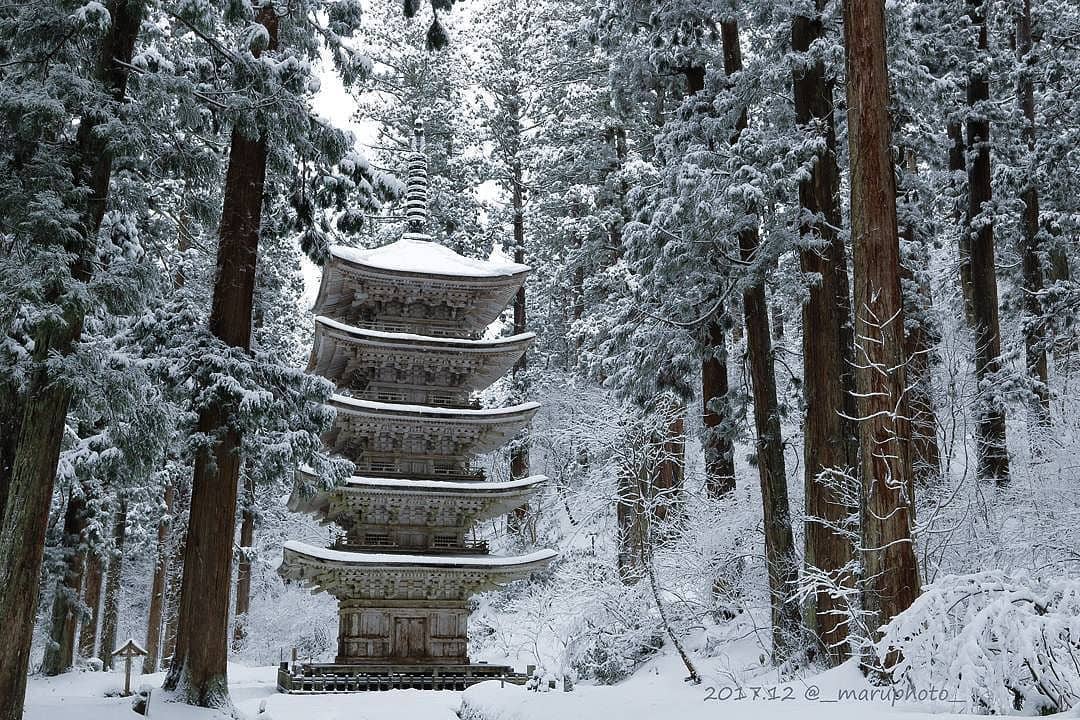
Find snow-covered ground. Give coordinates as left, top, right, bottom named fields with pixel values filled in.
left=35, top=646, right=1075, bottom=720
left=462, top=650, right=973, bottom=720
left=25, top=664, right=462, bottom=720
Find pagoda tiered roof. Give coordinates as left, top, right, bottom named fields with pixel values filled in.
left=331, top=237, right=530, bottom=279
left=281, top=541, right=556, bottom=601
left=278, top=121, right=552, bottom=676
left=312, top=239, right=530, bottom=337
left=308, top=315, right=534, bottom=399
left=324, top=396, right=540, bottom=460
left=291, top=469, right=548, bottom=530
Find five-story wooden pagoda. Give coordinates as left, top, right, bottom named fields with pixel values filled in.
left=278, top=121, right=553, bottom=691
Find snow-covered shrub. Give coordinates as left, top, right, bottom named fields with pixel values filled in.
left=473, top=552, right=664, bottom=684
left=877, top=571, right=1080, bottom=715
left=235, top=580, right=338, bottom=665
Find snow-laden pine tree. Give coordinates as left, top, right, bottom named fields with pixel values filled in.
left=473, top=0, right=543, bottom=532
left=354, top=0, right=487, bottom=257
left=151, top=1, right=398, bottom=707
left=0, top=3, right=154, bottom=715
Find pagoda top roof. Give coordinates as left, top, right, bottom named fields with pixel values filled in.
left=283, top=541, right=556, bottom=570
left=330, top=395, right=540, bottom=421
left=315, top=315, right=535, bottom=351
left=329, top=237, right=529, bottom=281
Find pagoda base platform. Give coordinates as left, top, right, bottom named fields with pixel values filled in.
left=276, top=661, right=530, bottom=693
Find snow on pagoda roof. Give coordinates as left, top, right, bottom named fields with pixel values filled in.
left=341, top=474, right=547, bottom=492
left=315, top=315, right=535, bottom=349
left=283, top=540, right=556, bottom=569
left=330, top=237, right=530, bottom=280
left=290, top=470, right=548, bottom=524
left=330, top=394, right=540, bottom=419
left=296, top=466, right=548, bottom=493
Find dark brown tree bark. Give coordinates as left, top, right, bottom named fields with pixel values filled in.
left=149, top=228, right=191, bottom=673
left=79, top=552, right=103, bottom=659
left=162, top=9, right=278, bottom=706
left=899, top=149, right=941, bottom=489
left=841, top=0, right=921, bottom=648
left=770, top=274, right=786, bottom=340
left=0, top=385, right=19, bottom=522
left=42, top=491, right=88, bottom=675
left=681, top=66, right=737, bottom=501
left=949, top=121, right=977, bottom=325
left=144, top=483, right=176, bottom=673
left=98, top=498, right=127, bottom=669
left=1015, top=0, right=1049, bottom=427
left=740, top=231, right=801, bottom=661
left=791, top=0, right=859, bottom=664
left=616, top=456, right=645, bottom=583
left=161, top=475, right=190, bottom=666
left=652, top=403, right=686, bottom=517
left=901, top=256, right=941, bottom=491
left=702, top=319, right=736, bottom=497
left=966, top=0, right=1011, bottom=483
left=651, top=409, right=685, bottom=526
left=721, top=20, right=799, bottom=660
left=0, top=7, right=143, bottom=716
left=232, top=476, right=255, bottom=648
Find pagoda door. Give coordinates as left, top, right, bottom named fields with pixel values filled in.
left=393, top=617, right=428, bottom=661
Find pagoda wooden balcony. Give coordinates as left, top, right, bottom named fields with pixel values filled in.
left=333, top=538, right=490, bottom=555
left=355, top=465, right=487, bottom=482
left=354, top=390, right=482, bottom=411
left=349, top=320, right=479, bottom=340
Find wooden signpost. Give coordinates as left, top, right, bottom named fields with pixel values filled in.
left=112, top=638, right=148, bottom=696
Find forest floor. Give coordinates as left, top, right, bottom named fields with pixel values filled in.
left=24, top=644, right=1010, bottom=720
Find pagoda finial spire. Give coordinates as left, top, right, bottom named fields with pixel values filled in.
left=405, top=118, right=429, bottom=236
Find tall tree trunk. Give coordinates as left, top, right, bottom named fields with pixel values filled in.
left=150, top=226, right=191, bottom=673
left=651, top=407, right=685, bottom=527
left=0, top=5, right=143, bottom=717
left=144, top=483, right=176, bottom=673
left=616, top=455, right=645, bottom=583
left=682, top=67, right=737, bottom=501
left=702, top=319, right=736, bottom=497
left=162, top=544, right=183, bottom=663
left=949, top=121, right=977, bottom=326
left=720, top=19, right=799, bottom=661
left=0, top=384, right=19, bottom=522
left=741, top=235, right=800, bottom=662
left=162, top=479, right=190, bottom=665
left=232, top=475, right=255, bottom=649
left=508, top=156, right=531, bottom=534
left=791, top=0, right=859, bottom=665
left=966, top=0, right=1010, bottom=483
left=1015, top=0, right=1049, bottom=429
left=163, top=9, right=278, bottom=706
left=652, top=405, right=685, bottom=519
left=79, top=552, right=103, bottom=660
left=42, top=491, right=88, bottom=675
left=899, top=149, right=941, bottom=488
left=841, top=0, right=921, bottom=651
left=98, top=498, right=127, bottom=669
left=770, top=273, right=786, bottom=340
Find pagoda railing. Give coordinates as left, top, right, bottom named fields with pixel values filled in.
left=277, top=662, right=530, bottom=693
left=353, top=391, right=482, bottom=410
left=349, top=321, right=481, bottom=340
left=333, top=539, right=489, bottom=554
left=355, top=465, right=487, bottom=482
